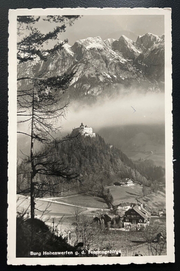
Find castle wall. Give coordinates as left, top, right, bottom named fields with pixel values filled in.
left=72, top=124, right=96, bottom=137
left=81, top=127, right=93, bottom=135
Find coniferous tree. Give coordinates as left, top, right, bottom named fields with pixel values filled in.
left=17, top=15, right=80, bottom=219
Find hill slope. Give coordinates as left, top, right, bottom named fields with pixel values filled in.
left=97, top=124, right=165, bottom=167
left=17, top=132, right=165, bottom=198
left=53, top=133, right=150, bottom=185
left=17, top=133, right=150, bottom=196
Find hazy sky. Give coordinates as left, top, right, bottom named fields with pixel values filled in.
left=35, top=15, right=164, bottom=45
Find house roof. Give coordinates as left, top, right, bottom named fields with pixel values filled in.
left=121, top=178, right=133, bottom=183
left=141, top=206, right=151, bottom=217
left=133, top=205, right=150, bottom=220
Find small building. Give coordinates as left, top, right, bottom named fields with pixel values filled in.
left=123, top=204, right=151, bottom=230
left=126, top=179, right=134, bottom=186
left=121, top=178, right=134, bottom=186
left=158, top=210, right=166, bottom=217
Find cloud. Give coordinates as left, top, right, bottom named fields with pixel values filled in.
left=17, top=91, right=165, bottom=159
left=60, top=91, right=165, bottom=133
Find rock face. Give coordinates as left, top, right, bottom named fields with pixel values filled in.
left=112, top=35, right=141, bottom=59
left=18, top=33, right=164, bottom=103
left=136, top=33, right=163, bottom=50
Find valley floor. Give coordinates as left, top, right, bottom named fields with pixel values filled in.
left=16, top=183, right=166, bottom=257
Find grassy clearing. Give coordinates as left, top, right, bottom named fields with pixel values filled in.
left=109, top=184, right=143, bottom=205
left=54, top=184, right=143, bottom=208
left=140, top=191, right=166, bottom=210
left=55, top=194, right=107, bottom=208
left=17, top=195, right=86, bottom=218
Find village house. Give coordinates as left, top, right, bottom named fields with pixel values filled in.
left=123, top=204, right=151, bottom=230
left=117, top=203, right=131, bottom=211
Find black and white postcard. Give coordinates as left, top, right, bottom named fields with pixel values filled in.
left=8, top=8, right=174, bottom=265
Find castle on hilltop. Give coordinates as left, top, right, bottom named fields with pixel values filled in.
left=72, top=123, right=96, bottom=137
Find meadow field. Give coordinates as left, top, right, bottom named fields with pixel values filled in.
left=52, top=184, right=143, bottom=208
left=108, top=184, right=142, bottom=205
left=54, top=194, right=107, bottom=208
left=16, top=184, right=143, bottom=233
left=17, top=182, right=164, bottom=220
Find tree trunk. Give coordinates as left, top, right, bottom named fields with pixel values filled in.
left=30, top=87, right=35, bottom=220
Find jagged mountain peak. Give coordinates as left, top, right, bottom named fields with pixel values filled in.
left=119, top=34, right=133, bottom=43
left=112, top=35, right=141, bottom=60
left=139, top=32, right=159, bottom=38
left=103, top=38, right=116, bottom=48
left=74, top=36, right=105, bottom=49
left=161, top=34, right=165, bottom=41
left=71, top=36, right=107, bottom=61
left=136, top=32, right=163, bottom=50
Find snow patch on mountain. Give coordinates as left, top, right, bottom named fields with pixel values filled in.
left=104, top=38, right=116, bottom=48
left=77, top=36, right=105, bottom=48
left=63, top=43, right=74, bottom=56
left=86, top=42, right=104, bottom=50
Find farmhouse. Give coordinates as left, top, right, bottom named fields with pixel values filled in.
left=114, top=179, right=134, bottom=187
left=126, top=179, right=134, bottom=186
left=121, top=178, right=134, bottom=186
left=72, top=123, right=96, bottom=137
left=123, top=204, right=151, bottom=230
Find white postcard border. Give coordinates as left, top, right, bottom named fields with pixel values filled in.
left=8, top=8, right=174, bottom=265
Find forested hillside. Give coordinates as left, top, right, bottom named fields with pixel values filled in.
left=17, top=133, right=164, bottom=197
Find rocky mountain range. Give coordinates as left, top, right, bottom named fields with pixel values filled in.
left=18, top=33, right=164, bottom=103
